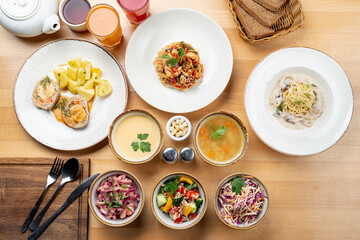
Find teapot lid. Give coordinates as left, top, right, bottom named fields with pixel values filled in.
left=0, top=0, right=40, bottom=20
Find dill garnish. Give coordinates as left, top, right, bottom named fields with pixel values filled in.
left=54, top=97, right=68, bottom=110
left=62, top=101, right=73, bottom=117
left=40, top=76, right=51, bottom=89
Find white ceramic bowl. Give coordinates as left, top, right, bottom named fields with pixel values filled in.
left=88, top=170, right=144, bottom=227
left=59, top=0, right=92, bottom=32
left=166, top=116, right=192, bottom=141
left=151, top=172, right=207, bottom=229
left=214, top=173, right=269, bottom=230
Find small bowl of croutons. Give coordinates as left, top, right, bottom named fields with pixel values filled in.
left=166, top=116, right=191, bottom=141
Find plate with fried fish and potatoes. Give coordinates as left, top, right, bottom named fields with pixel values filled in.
left=14, top=39, right=128, bottom=151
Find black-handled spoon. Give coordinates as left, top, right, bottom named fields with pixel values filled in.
left=29, top=158, right=80, bottom=231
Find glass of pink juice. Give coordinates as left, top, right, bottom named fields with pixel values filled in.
left=117, top=0, right=150, bottom=24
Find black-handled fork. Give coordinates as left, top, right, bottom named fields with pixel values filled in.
left=29, top=157, right=80, bottom=231
left=21, top=157, right=64, bottom=233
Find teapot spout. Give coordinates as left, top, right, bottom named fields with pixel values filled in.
left=42, top=15, right=61, bottom=34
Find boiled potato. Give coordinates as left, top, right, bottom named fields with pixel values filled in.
left=68, top=57, right=82, bottom=69
left=77, top=68, right=86, bottom=86
left=66, top=67, right=77, bottom=81
left=68, top=79, right=78, bottom=94
left=77, top=86, right=95, bottom=101
left=90, top=72, right=101, bottom=85
left=59, top=73, right=69, bottom=89
left=53, top=68, right=69, bottom=88
left=97, top=80, right=112, bottom=97
left=83, top=78, right=94, bottom=90
left=83, top=61, right=92, bottom=80
left=91, top=68, right=101, bottom=78
left=53, top=68, right=65, bottom=82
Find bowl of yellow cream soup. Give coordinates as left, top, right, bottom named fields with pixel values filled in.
left=109, top=109, right=164, bottom=164
left=194, top=111, right=248, bottom=166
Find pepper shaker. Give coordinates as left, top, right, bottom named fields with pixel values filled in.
left=180, top=147, right=195, bottom=163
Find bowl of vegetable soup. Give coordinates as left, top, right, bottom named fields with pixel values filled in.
left=194, top=111, right=248, bottom=166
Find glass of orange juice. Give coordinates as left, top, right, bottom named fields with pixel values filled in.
left=86, top=4, right=122, bottom=48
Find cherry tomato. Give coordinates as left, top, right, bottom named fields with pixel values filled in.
left=176, top=185, right=187, bottom=195
left=174, top=217, right=183, bottom=224
left=189, top=213, right=197, bottom=220
left=185, top=190, right=200, bottom=200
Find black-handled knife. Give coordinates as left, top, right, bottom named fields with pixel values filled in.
left=28, top=173, right=100, bottom=240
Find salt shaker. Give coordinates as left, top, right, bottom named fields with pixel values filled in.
left=163, top=147, right=178, bottom=164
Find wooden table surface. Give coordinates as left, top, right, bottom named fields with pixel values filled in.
left=1, top=0, right=360, bottom=239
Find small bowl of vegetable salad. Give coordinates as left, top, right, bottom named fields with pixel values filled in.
left=89, top=170, right=145, bottom=227
left=214, top=173, right=269, bottom=229
left=151, top=172, right=207, bottom=229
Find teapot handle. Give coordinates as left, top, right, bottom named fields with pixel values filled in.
left=42, top=15, right=61, bottom=34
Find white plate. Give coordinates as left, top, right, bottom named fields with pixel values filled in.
left=245, top=47, right=353, bottom=156
left=125, top=8, right=233, bottom=113
left=13, top=39, right=128, bottom=151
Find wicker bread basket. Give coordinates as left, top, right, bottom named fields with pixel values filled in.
left=227, top=0, right=305, bottom=43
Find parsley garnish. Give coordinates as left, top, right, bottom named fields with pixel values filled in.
left=163, top=177, right=179, bottom=194
left=311, top=83, right=317, bottom=87
left=210, top=125, right=228, bottom=142
left=131, top=142, right=139, bottom=152
left=231, top=177, right=245, bottom=194
left=294, top=100, right=303, bottom=105
left=131, top=133, right=151, bottom=153
left=166, top=58, right=180, bottom=67
left=158, top=47, right=185, bottom=67
left=140, top=142, right=151, bottom=152
left=276, top=101, right=284, bottom=112
left=137, top=133, right=149, bottom=140
left=159, top=55, right=172, bottom=59
left=178, top=48, right=184, bottom=58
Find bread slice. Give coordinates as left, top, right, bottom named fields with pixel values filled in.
left=233, top=2, right=275, bottom=39
left=237, top=0, right=285, bottom=27
left=253, top=0, right=288, bottom=11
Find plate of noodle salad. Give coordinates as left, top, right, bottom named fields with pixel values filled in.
left=126, top=8, right=233, bottom=113
left=245, top=47, right=353, bottom=156
left=215, top=174, right=269, bottom=229
left=89, top=170, right=144, bottom=227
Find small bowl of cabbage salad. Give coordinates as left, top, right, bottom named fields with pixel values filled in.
left=151, top=172, right=207, bottom=229
left=89, top=170, right=144, bottom=227
left=215, top=174, right=269, bottom=229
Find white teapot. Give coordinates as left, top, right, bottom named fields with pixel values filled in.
left=0, top=0, right=60, bottom=37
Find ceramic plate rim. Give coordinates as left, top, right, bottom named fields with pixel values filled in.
left=125, top=8, right=233, bottom=113
left=244, top=46, right=354, bottom=156
left=13, top=38, right=128, bottom=151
